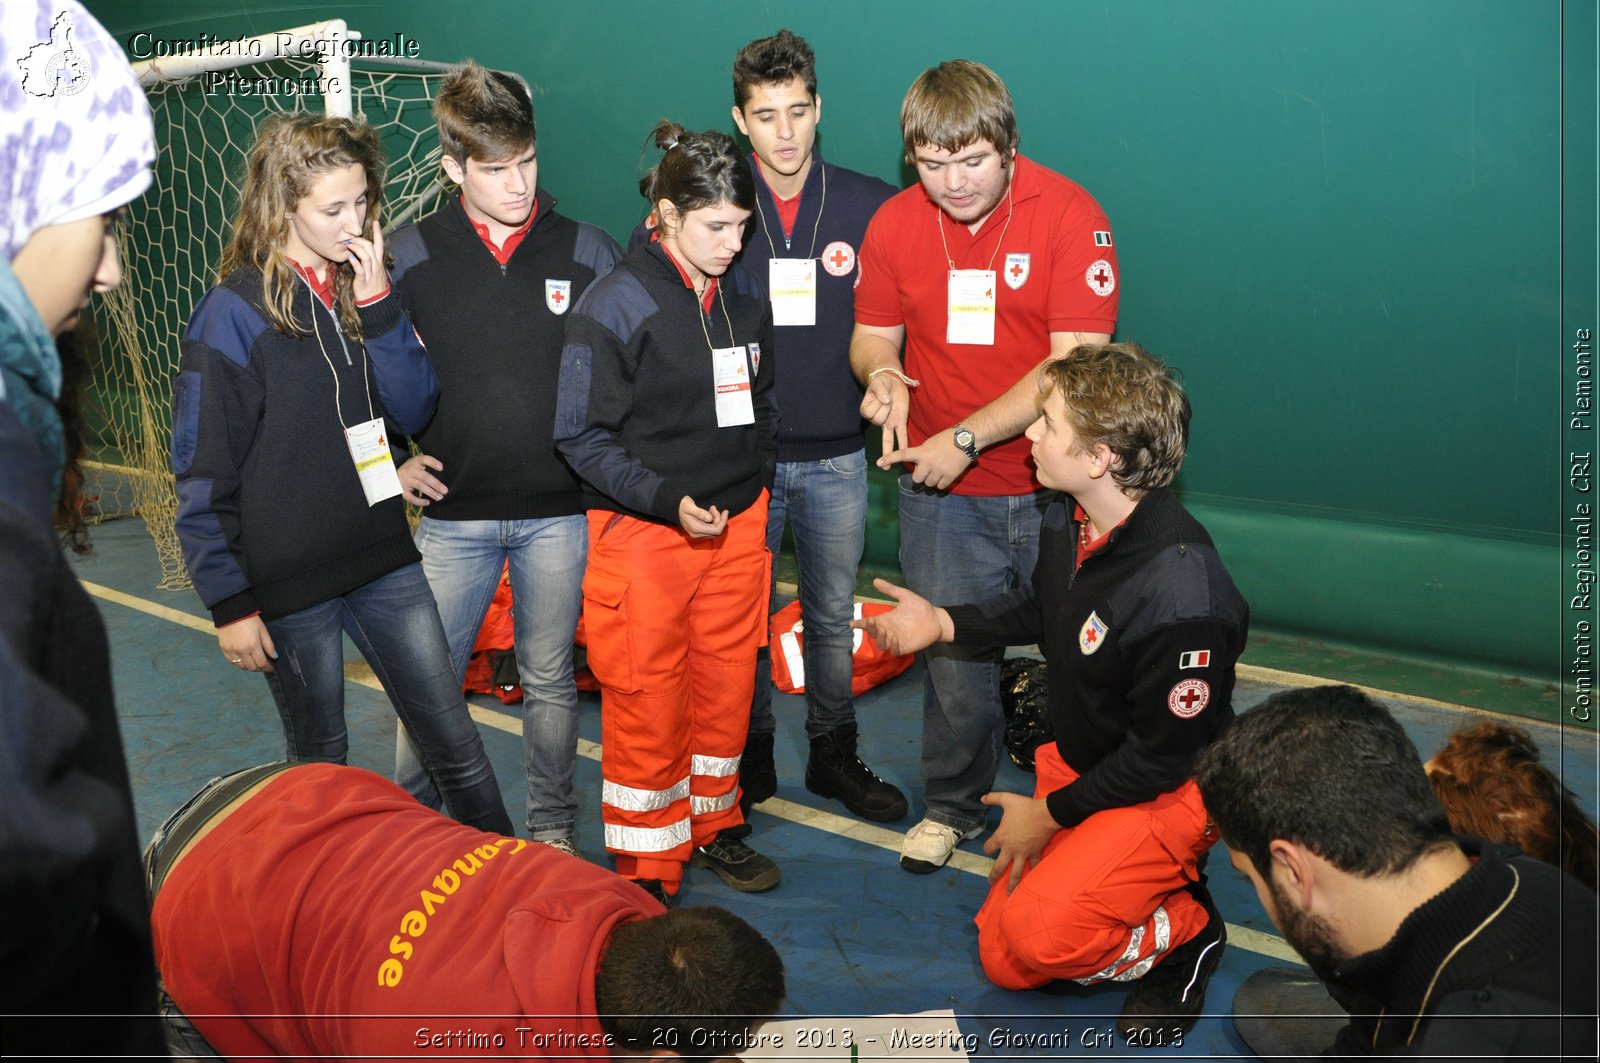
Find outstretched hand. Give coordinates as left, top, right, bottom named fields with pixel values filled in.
left=851, top=577, right=951, bottom=655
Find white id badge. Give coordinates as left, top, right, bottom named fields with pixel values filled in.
left=344, top=416, right=403, bottom=506
left=713, top=345, right=755, bottom=427
left=946, top=269, right=997, bottom=345
left=769, top=258, right=817, bottom=326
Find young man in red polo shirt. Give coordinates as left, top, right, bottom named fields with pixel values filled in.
left=850, top=60, right=1119, bottom=875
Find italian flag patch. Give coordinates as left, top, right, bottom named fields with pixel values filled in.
left=1178, top=650, right=1211, bottom=669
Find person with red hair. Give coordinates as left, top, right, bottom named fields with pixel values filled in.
left=1426, top=721, right=1598, bottom=891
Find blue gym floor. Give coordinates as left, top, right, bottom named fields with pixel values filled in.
left=80, top=515, right=1598, bottom=1061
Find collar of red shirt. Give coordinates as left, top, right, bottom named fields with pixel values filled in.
left=652, top=231, right=719, bottom=314
left=1073, top=501, right=1128, bottom=568
left=464, top=193, right=538, bottom=265
left=288, top=259, right=336, bottom=309
left=752, top=152, right=803, bottom=237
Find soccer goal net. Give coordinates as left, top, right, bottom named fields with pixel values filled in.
left=90, top=20, right=458, bottom=589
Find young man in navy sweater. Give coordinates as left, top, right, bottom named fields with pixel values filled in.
left=389, top=62, right=621, bottom=854
left=728, top=30, right=906, bottom=827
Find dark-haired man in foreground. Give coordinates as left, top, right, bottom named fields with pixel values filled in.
left=1195, top=685, right=1598, bottom=1059
left=148, top=763, right=783, bottom=1059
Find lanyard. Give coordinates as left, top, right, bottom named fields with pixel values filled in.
left=305, top=280, right=375, bottom=432
left=753, top=160, right=827, bottom=257
left=936, top=179, right=1015, bottom=272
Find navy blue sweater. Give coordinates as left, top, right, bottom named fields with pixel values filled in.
left=555, top=241, right=776, bottom=524
left=389, top=193, right=620, bottom=520
left=739, top=153, right=895, bottom=461
left=172, top=269, right=437, bottom=623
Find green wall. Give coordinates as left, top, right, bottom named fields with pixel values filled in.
left=86, top=1, right=1585, bottom=714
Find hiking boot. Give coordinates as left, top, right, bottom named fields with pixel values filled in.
left=739, top=730, right=777, bottom=816
left=691, top=832, right=781, bottom=892
left=1117, top=881, right=1227, bottom=1036
left=539, top=836, right=581, bottom=860
left=899, top=817, right=982, bottom=874
left=805, top=723, right=908, bottom=822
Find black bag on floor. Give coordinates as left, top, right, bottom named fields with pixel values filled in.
left=1000, top=657, right=1054, bottom=772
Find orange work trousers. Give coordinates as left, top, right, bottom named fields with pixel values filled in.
left=976, top=742, right=1216, bottom=988
left=581, top=495, right=769, bottom=892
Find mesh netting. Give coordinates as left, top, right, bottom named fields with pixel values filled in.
left=89, top=52, right=454, bottom=589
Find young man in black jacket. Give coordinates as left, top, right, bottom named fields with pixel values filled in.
left=389, top=62, right=621, bottom=853
left=1197, top=685, right=1599, bottom=1060
left=858, top=342, right=1247, bottom=1036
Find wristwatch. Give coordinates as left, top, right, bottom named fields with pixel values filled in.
left=953, top=424, right=980, bottom=462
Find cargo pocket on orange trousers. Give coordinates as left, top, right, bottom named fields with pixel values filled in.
left=581, top=570, right=643, bottom=695
left=1146, top=783, right=1213, bottom=884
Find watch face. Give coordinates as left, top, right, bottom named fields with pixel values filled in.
left=954, top=427, right=977, bottom=454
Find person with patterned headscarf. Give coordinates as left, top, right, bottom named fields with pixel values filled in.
left=0, top=0, right=166, bottom=1051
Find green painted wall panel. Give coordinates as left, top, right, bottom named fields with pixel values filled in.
left=84, top=0, right=1574, bottom=695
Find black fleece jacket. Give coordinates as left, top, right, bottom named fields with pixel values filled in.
left=945, top=487, right=1249, bottom=827
left=554, top=241, right=776, bottom=524
left=1330, top=840, right=1598, bottom=1059
left=172, top=269, right=436, bottom=623
left=389, top=193, right=621, bottom=520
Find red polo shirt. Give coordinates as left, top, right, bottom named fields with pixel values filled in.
left=855, top=155, right=1119, bottom=495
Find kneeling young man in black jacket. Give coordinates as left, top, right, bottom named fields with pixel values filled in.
left=859, top=342, right=1248, bottom=1036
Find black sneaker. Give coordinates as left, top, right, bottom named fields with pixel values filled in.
left=690, top=833, right=781, bottom=892
left=739, top=731, right=778, bottom=816
left=1116, top=881, right=1227, bottom=1037
left=636, top=878, right=672, bottom=907
left=805, top=723, right=908, bottom=822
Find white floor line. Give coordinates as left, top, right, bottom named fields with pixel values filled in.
left=86, top=576, right=1303, bottom=966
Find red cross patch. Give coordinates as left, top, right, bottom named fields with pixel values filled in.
left=545, top=278, right=572, bottom=315
left=1085, top=258, right=1116, bottom=298
left=1168, top=679, right=1210, bottom=719
left=822, top=240, right=856, bottom=277
left=1079, top=611, right=1108, bottom=655
left=1004, top=252, right=1031, bottom=290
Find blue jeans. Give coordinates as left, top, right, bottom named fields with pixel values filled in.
left=897, top=477, right=1048, bottom=833
left=397, top=515, right=586, bottom=839
left=261, top=563, right=511, bottom=834
left=751, top=450, right=869, bottom=738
